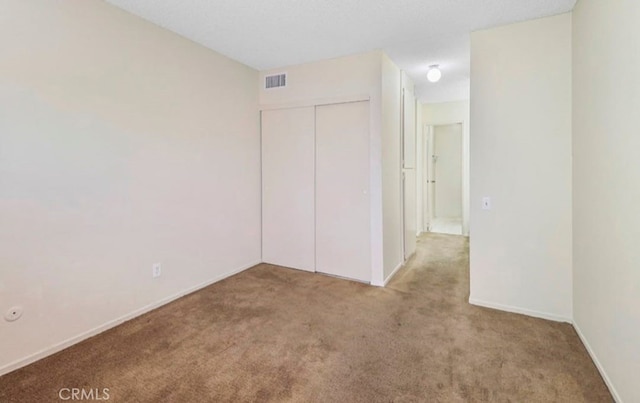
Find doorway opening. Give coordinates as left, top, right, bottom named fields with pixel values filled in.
left=417, top=113, right=469, bottom=238
left=427, top=123, right=463, bottom=235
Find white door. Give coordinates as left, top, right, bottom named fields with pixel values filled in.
left=425, top=125, right=435, bottom=231
left=434, top=124, right=463, bottom=219
left=261, top=107, right=315, bottom=272
left=402, top=91, right=417, bottom=259
left=315, top=101, right=371, bottom=282
left=403, top=169, right=417, bottom=259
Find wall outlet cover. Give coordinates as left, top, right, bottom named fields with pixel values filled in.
left=152, top=263, right=162, bottom=278
left=5, top=306, right=23, bottom=322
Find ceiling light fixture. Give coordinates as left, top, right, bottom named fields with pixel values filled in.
left=427, top=65, right=442, bottom=83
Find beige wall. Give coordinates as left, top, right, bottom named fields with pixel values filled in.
left=381, top=55, right=403, bottom=281
left=423, top=101, right=470, bottom=126
left=573, top=1, right=640, bottom=401
left=259, top=52, right=381, bottom=106
left=0, top=0, right=261, bottom=374
left=469, top=14, right=573, bottom=321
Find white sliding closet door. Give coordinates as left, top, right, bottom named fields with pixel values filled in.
left=262, top=107, right=315, bottom=272
left=315, top=101, right=371, bottom=282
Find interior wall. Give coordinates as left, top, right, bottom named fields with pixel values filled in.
left=422, top=100, right=470, bottom=235
left=259, top=52, right=381, bottom=106
left=0, top=0, right=261, bottom=374
left=469, top=13, right=573, bottom=321
left=380, top=55, right=403, bottom=282
left=572, top=1, right=640, bottom=401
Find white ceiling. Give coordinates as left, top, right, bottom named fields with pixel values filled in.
left=104, top=0, right=576, bottom=103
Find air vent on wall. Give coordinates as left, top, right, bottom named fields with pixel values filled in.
left=265, top=73, right=287, bottom=89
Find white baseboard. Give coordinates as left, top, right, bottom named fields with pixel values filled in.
left=573, top=322, right=622, bottom=402
left=0, top=260, right=260, bottom=377
left=383, top=261, right=404, bottom=286
left=370, top=278, right=384, bottom=287
left=468, top=297, right=572, bottom=323
left=370, top=261, right=403, bottom=287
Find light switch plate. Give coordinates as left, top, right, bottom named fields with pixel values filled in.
left=482, top=197, right=491, bottom=210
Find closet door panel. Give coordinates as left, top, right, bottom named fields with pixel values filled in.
left=261, top=107, right=315, bottom=272
left=315, top=101, right=371, bottom=282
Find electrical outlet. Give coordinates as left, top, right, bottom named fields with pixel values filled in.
left=152, top=263, right=162, bottom=278
left=5, top=306, right=23, bottom=322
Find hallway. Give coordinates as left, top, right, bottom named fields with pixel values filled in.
left=428, top=217, right=463, bottom=235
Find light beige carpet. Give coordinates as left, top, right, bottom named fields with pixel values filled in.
left=0, top=234, right=612, bottom=402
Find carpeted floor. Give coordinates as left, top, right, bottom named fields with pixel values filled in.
left=0, top=234, right=612, bottom=402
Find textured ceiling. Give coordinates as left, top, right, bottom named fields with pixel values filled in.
left=104, top=0, right=576, bottom=103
